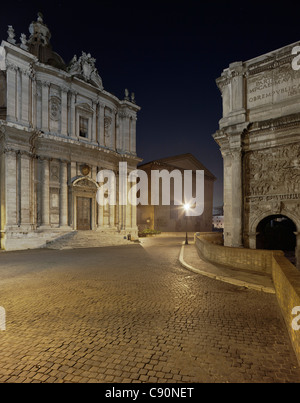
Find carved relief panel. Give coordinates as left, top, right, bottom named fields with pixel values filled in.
left=244, top=143, right=300, bottom=240
left=245, top=144, right=300, bottom=198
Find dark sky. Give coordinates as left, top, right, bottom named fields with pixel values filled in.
left=1, top=0, right=300, bottom=208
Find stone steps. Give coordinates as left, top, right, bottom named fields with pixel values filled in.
left=44, top=230, right=135, bottom=250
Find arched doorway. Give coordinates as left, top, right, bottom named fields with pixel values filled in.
left=71, top=176, right=98, bottom=231
left=256, top=215, right=296, bottom=265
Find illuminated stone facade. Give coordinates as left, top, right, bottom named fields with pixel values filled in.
left=0, top=14, right=141, bottom=250
left=214, top=40, right=300, bottom=267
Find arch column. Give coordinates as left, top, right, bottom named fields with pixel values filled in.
left=231, top=148, right=243, bottom=247
left=294, top=232, right=300, bottom=270
left=248, top=231, right=259, bottom=249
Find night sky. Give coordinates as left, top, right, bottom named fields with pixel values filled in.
left=1, top=0, right=300, bottom=208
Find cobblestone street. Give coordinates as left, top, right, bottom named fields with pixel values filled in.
left=0, top=234, right=299, bottom=383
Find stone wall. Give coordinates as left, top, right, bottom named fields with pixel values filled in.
left=272, top=255, right=300, bottom=365
left=195, top=232, right=283, bottom=275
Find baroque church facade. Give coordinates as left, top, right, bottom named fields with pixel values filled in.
left=0, top=14, right=141, bottom=250
left=214, top=40, right=300, bottom=267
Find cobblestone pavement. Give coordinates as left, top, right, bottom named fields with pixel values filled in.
left=0, top=234, right=299, bottom=383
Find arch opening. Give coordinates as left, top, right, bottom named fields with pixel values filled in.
left=256, top=215, right=296, bottom=265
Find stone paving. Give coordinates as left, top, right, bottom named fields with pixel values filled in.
left=0, top=234, right=299, bottom=383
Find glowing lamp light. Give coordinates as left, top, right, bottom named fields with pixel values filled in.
left=183, top=203, right=190, bottom=212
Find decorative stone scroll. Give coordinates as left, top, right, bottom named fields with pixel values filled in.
left=104, top=116, right=112, bottom=146
left=49, top=96, right=61, bottom=121
left=67, top=52, right=103, bottom=90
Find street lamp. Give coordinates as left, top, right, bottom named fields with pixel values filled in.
left=183, top=203, right=190, bottom=245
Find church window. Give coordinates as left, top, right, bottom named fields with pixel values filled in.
left=79, top=116, right=89, bottom=138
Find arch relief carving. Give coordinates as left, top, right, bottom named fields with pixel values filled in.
left=245, top=144, right=300, bottom=197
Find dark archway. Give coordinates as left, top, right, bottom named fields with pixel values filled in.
left=256, top=215, right=296, bottom=265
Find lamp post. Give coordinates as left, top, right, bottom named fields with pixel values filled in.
left=183, top=203, right=190, bottom=245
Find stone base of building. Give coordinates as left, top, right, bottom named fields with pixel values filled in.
left=1, top=226, right=139, bottom=251
left=1, top=227, right=72, bottom=251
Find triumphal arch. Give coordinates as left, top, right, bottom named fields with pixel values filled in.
left=214, top=41, right=300, bottom=267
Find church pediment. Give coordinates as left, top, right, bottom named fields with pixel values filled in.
left=72, top=176, right=98, bottom=189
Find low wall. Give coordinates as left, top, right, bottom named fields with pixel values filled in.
left=194, top=232, right=300, bottom=365
left=272, top=255, right=300, bottom=365
left=195, top=232, right=283, bottom=275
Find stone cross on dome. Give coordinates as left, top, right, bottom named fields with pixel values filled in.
left=28, top=12, right=51, bottom=47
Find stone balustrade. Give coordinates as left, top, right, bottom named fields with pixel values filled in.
left=272, top=255, right=300, bottom=365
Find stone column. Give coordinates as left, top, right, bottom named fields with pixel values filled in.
left=96, top=103, right=100, bottom=144
left=60, top=160, right=68, bottom=227
left=117, top=114, right=124, bottom=153
left=248, top=231, right=259, bottom=249
left=99, top=103, right=105, bottom=146
left=222, top=150, right=232, bottom=246
left=96, top=167, right=104, bottom=228
left=110, top=111, right=116, bottom=150
left=115, top=171, right=120, bottom=230
left=109, top=170, right=116, bottom=228
left=41, top=158, right=50, bottom=226
left=294, top=232, right=300, bottom=270
left=20, top=152, right=31, bottom=227
left=97, top=199, right=104, bottom=228
left=69, top=161, right=76, bottom=228
left=61, top=88, right=68, bottom=136
left=130, top=117, right=137, bottom=154
left=31, top=77, right=37, bottom=128
left=31, top=155, right=38, bottom=229
left=230, top=62, right=245, bottom=112
left=92, top=101, right=97, bottom=143
left=128, top=172, right=137, bottom=231
left=21, top=71, right=30, bottom=125
left=115, top=112, right=120, bottom=151
left=69, top=91, right=76, bottom=138
left=5, top=150, right=17, bottom=227
left=125, top=203, right=131, bottom=229
left=117, top=176, right=124, bottom=230
left=6, top=64, right=17, bottom=122
left=41, top=82, right=50, bottom=132
left=16, top=69, right=22, bottom=122
left=131, top=202, right=137, bottom=232
left=125, top=116, right=130, bottom=153
left=231, top=148, right=243, bottom=247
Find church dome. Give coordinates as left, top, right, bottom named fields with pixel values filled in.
left=27, top=12, right=66, bottom=70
